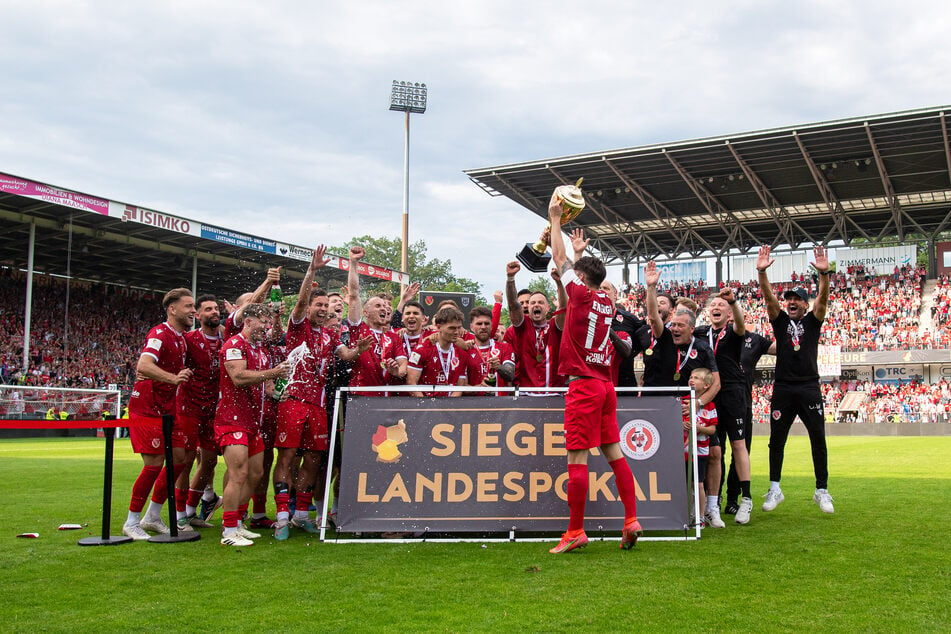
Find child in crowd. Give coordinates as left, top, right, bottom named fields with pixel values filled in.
left=684, top=367, right=720, bottom=527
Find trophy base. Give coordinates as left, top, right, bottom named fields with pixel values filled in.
left=516, top=244, right=552, bottom=273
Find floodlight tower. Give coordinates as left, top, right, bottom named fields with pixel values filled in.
left=389, top=80, right=427, bottom=285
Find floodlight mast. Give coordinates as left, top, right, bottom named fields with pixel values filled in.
left=389, top=80, right=427, bottom=289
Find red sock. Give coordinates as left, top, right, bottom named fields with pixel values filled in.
left=296, top=491, right=313, bottom=514
left=252, top=494, right=267, bottom=515
left=238, top=503, right=249, bottom=519
left=275, top=492, right=290, bottom=515
left=186, top=488, right=203, bottom=508
left=175, top=488, right=188, bottom=513
left=150, top=463, right=186, bottom=504
left=609, top=457, right=638, bottom=521
left=130, top=465, right=162, bottom=513
left=223, top=510, right=239, bottom=529
left=566, top=464, right=588, bottom=532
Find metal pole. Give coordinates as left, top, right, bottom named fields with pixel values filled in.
left=191, top=254, right=198, bottom=331
left=23, top=222, right=35, bottom=373
left=401, top=110, right=410, bottom=290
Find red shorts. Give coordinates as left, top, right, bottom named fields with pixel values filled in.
left=129, top=413, right=189, bottom=454
left=564, top=377, right=619, bottom=451
left=276, top=398, right=328, bottom=452
left=216, top=426, right=265, bottom=457
left=175, top=411, right=217, bottom=452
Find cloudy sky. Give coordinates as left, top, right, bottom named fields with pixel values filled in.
left=2, top=1, right=949, bottom=297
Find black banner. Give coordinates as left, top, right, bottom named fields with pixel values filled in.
left=337, top=395, right=687, bottom=534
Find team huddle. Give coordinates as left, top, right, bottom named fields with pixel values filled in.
left=121, top=189, right=836, bottom=551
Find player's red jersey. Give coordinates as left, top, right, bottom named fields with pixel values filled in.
left=388, top=331, right=424, bottom=386
left=558, top=269, right=615, bottom=382
left=347, top=320, right=408, bottom=394
left=467, top=340, right=516, bottom=388
left=214, top=333, right=270, bottom=433
left=407, top=338, right=468, bottom=396
left=129, top=322, right=187, bottom=417
left=511, top=319, right=564, bottom=389
left=284, top=317, right=341, bottom=407
left=177, top=329, right=222, bottom=419
left=223, top=312, right=241, bottom=339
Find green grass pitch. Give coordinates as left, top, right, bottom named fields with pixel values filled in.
left=1, top=435, right=949, bottom=632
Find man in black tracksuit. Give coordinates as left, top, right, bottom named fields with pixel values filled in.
left=756, top=245, right=835, bottom=515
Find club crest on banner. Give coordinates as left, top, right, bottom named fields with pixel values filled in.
left=619, top=419, right=660, bottom=460
left=371, top=419, right=408, bottom=463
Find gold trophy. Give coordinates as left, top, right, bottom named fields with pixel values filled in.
left=516, top=178, right=586, bottom=272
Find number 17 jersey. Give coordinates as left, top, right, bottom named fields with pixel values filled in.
left=558, top=269, right=615, bottom=382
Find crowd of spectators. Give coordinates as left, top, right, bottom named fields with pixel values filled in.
left=930, top=275, right=951, bottom=348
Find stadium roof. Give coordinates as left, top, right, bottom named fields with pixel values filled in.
left=0, top=172, right=408, bottom=299
left=465, top=106, right=951, bottom=265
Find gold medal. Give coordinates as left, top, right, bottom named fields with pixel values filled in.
left=644, top=348, right=653, bottom=356
left=673, top=372, right=681, bottom=381
left=793, top=344, right=801, bottom=351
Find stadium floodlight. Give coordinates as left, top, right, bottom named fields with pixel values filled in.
left=389, top=80, right=428, bottom=286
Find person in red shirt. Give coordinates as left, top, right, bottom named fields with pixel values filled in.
left=346, top=246, right=408, bottom=395
left=222, top=267, right=281, bottom=339
left=465, top=305, right=515, bottom=391
left=272, top=247, right=369, bottom=540
left=504, top=260, right=564, bottom=393
left=546, top=192, right=642, bottom=554
left=176, top=294, right=224, bottom=530
left=122, top=288, right=195, bottom=541
left=406, top=306, right=469, bottom=397
left=215, top=303, right=289, bottom=547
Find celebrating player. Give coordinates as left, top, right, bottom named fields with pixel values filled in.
left=546, top=190, right=642, bottom=554
left=406, top=306, right=469, bottom=397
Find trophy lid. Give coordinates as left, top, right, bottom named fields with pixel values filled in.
left=555, top=178, right=585, bottom=214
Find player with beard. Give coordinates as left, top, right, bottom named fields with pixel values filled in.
left=546, top=191, right=642, bottom=553
left=122, top=288, right=195, bottom=540
left=505, top=261, right=564, bottom=393
left=347, top=246, right=409, bottom=395
left=216, top=303, right=290, bottom=546
left=273, top=247, right=371, bottom=540
left=757, top=245, right=835, bottom=515
left=407, top=306, right=469, bottom=397
left=176, top=294, right=224, bottom=530
left=465, top=305, right=515, bottom=390
left=694, top=288, right=752, bottom=526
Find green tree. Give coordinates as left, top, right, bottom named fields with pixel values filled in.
left=332, top=235, right=484, bottom=302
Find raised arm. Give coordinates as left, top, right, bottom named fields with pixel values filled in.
left=720, top=287, right=746, bottom=337
left=570, top=228, right=589, bottom=263
left=396, top=282, right=420, bottom=313
left=550, top=267, right=568, bottom=330
left=812, top=246, right=831, bottom=321
left=346, top=246, right=365, bottom=324
left=756, top=245, right=782, bottom=321
left=235, top=267, right=280, bottom=325
left=645, top=260, right=664, bottom=339
left=548, top=191, right=570, bottom=275
left=505, top=261, right=524, bottom=328
left=291, top=246, right=330, bottom=323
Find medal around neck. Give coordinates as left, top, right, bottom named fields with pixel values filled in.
left=517, top=178, right=586, bottom=272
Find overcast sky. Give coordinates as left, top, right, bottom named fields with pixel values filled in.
left=2, top=1, right=949, bottom=297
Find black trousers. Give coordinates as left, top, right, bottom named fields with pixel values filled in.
left=768, top=381, right=828, bottom=489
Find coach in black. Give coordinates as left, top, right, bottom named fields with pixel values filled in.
left=756, top=245, right=834, bottom=515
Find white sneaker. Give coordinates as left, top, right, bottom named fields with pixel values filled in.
left=220, top=532, right=254, bottom=547
left=735, top=497, right=753, bottom=525
left=174, top=518, right=196, bottom=532
left=704, top=508, right=726, bottom=528
left=122, top=522, right=150, bottom=541
left=814, top=489, right=835, bottom=514
left=235, top=525, right=261, bottom=540
left=139, top=516, right=170, bottom=534
left=762, top=488, right=785, bottom=512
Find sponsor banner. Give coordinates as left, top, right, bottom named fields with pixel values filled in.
left=818, top=344, right=841, bottom=377
left=836, top=245, right=916, bottom=271
left=200, top=224, right=277, bottom=254
left=108, top=201, right=200, bottom=236
left=331, top=256, right=410, bottom=285
left=420, top=292, right=477, bottom=328
left=275, top=242, right=313, bottom=263
left=337, top=395, right=687, bottom=534
left=637, top=260, right=706, bottom=285
left=0, top=172, right=109, bottom=215
left=873, top=364, right=924, bottom=384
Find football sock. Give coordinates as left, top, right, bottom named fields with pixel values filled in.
left=145, top=500, right=164, bottom=520
left=185, top=488, right=203, bottom=516
left=275, top=482, right=290, bottom=521
left=150, top=463, right=186, bottom=504
left=769, top=480, right=781, bottom=492
left=707, top=495, right=719, bottom=512
left=175, top=488, right=188, bottom=514
left=222, top=510, right=239, bottom=531
left=608, top=457, right=639, bottom=521
left=202, top=484, right=216, bottom=502
left=129, top=465, right=162, bottom=513
left=566, top=464, right=588, bottom=532
left=125, top=510, right=141, bottom=526
left=252, top=493, right=267, bottom=516
left=741, top=481, right=751, bottom=498
left=295, top=492, right=313, bottom=520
